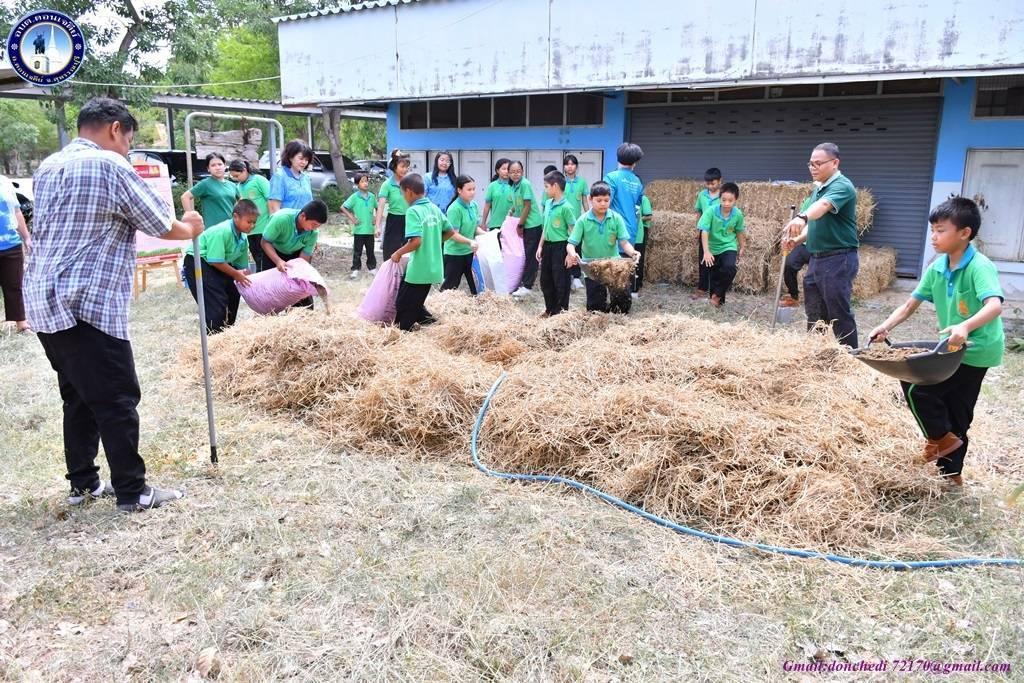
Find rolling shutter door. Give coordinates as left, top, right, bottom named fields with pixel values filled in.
left=628, top=98, right=941, bottom=275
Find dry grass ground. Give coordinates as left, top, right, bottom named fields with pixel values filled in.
left=1, top=245, right=1022, bottom=681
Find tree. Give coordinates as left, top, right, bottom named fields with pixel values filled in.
left=0, top=104, right=39, bottom=174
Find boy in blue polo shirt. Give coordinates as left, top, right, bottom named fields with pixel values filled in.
left=184, top=199, right=259, bottom=333
left=868, top=197, right=1004, bottom=487
left=699, top=182, right=746, bottom=307
left=603, top=143, right=645, bottom=247
left=341, top=173, right=378, bottom=278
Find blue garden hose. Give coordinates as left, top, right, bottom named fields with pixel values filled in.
left=471, top=373, right=1024, bottom=570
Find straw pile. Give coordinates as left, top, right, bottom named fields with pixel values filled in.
left=584, top=258, right=636, bottom=290
left=183, top=292, right=954, bottom=554
left=646, top=179, right=876, bottom=234
left=770, top=245, right=898, bottom=300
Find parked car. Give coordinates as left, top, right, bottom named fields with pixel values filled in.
left=128, top=149, right=209, bottom=184
left=10, top=179, right=33, bottom=226
left=354, top=159, right=388, bottom=178
left=258, top=151, right=361, bottom=192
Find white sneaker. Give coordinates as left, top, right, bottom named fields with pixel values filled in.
left=571, top=278, right=584, bottom=290
left=368, top=268, right=378, bottom=276
left=349, top=271, right=359, bottom=279
left=631, top=292, right=639, bottom=299
left=512, top=287, right=532, bottom=297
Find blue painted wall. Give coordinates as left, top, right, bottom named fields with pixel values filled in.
left=933, top=78, right=1024, bottom=183
left=386, top=93, right=628, bottom=174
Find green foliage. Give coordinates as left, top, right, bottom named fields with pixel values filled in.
left=340, top=120, right=387, bottom=160
left=172, top=183, right=187, bottom=216
left=319, top=185, right=345, bottom=213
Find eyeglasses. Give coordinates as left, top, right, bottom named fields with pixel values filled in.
left=807, top=158, right=838, bottom=169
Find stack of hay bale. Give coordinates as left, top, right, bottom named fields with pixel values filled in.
left=645, top=180, right=895, bottom=297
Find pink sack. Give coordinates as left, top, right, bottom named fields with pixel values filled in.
left=500, top=216, right=525, bottom=292
left=238, top=259, right=329, bottom=314
left=356, top=258, right=403, bottom=323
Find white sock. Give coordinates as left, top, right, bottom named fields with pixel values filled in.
left=90, top=482, right=106, bottom=497
left=138, top=487, right=154, bottom=506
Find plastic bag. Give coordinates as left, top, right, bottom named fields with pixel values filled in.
left=356, top=258, right=403, bottom=323
left=500, top=215, right=525, bottom=292
left=472, top=255, right=486, bottom=293
left=476, top=230, right=507, bottom=293
left=238, top=259, right=329, bottom=314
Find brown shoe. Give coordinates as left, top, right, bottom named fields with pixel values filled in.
left=923, top=432, right=964, bottom=463
left=779, top=294, right=799, bottom=308
left=709, top=294, right=722, bottom=307
left=942, top=473, right=964, bottom=489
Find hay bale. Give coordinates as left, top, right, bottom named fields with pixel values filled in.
left=584, top=258, right=636, bottom=290
left=769, top=244, right=897, bottom=301
left=645, top=179, right=876, bottom=234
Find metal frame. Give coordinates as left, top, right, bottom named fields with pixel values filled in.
left=970, top=75, right=1024, bottom=121
left=183, top=111, right=286, bottom=464
left=402, top=94, right=606, bottom=131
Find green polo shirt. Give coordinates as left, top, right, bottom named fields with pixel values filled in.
left=542, top=198, right=576, bottom=242
left=378, top=177, right=409, bottom=216
left=192, top=176, right=239, bottom=228
left=564, top=175, right=589, bottom=216
left=635, top=195, right=653, bottom=244
left=444, top=198, right=478, bottom=256
left=511, top=180, right=543, bottom=228
left=569, top=209, right=630, bottom=260
left=236, top=174, right=271, bottom=235
left=342, top=190, right=377, bottom=235
left=262, top=209, right=318, bottom=256
left=805, top=172, right=858, bottom=254
left=185, top=219, right=249, bottom=269
left=404, top=197, right=449, bottom=284
left=912, top=244, right=1005, bottom=368
left=484, top=179, right=514, bottom=229
left=698, top=205, right=746, bottom=256
left=694, top=189, right=720, bottom=215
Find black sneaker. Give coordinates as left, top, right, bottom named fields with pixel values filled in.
left=116, top=486, right=185, bottom=513
left=68, top=481, right=116, bottom=506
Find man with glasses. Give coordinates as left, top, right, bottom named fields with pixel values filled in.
left=783, top=142, right=860, bottom=347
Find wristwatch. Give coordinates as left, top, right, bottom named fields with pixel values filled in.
left=796, top=213, right=809, bottom=224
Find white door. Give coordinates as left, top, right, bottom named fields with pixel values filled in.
left=405, top=150, right=428, bottom=177
left=565, top=150, right=604, bottom=189
left=459, top=150, right=492, bottom=210
left=492, top=150, right=527, bottom=169
left=526, top=149, right=563, bottom=192
left=963, top=150, right=1024, bottom=261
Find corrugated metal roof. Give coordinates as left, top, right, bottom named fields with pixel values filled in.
left=154, top=93, right=287, bottom=105
left=273, top=0, right=424, bottom=24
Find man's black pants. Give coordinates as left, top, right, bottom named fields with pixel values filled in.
left=804, top=249, right=859, bottom=348
left=783, top=243, right=811, bottom=299
left=37, top=322, right=147, bottom=504
left=183, top=254, right=240, bottom=334
left=901, top=364, right=988, bottom=476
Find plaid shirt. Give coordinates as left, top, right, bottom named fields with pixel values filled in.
left=24, top=138, right=172, bottom=340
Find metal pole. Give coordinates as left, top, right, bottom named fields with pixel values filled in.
left=770, top=206, right=798, bottom=333
left=165, top=107, right=176, bottom=150
left=268, top=124, right=277, bottom=177
left=184, top=112, right=286, bottom=465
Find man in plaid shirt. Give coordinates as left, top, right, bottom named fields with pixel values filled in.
left=25, top=97, right=204, bottom=512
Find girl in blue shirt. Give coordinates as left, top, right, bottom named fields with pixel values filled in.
left=424, top=151, right=457, bottom=210
left=268, top=140, right=314, bottom=213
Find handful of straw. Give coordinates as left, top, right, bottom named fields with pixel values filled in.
left=581, top=258, right=635, bottom=290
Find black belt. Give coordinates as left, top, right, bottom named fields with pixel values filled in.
left=811, top=247, right=856, bottom=258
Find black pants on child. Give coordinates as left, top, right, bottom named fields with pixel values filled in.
left=697, top=231, right=711, bottom=292
left=539, top=241, right=571, bottom=316
left=395, top=280, right=434, bottom=331
left=248, top=234, right=269, bottom=273
left=441, top=253, right=477, bottom=295
left=382, top=214, right=406, bottom=262
left=633, top=242, right=646, bottom=293
left=584, top=277, right=632, bottom=314
left=708, top=250, right=738, bottom=303
left=37, top=321, right=147, bottom=505
left=783, top=243, right=811, bottom=299
left=519, top=226, right=542, bottom=289
left=804, top=249, right=859, bottom=348
left=901, top=364, right=988, bottom=476
left=352, top=234, right=377, bottom=271
left=183, top=254, right=241, bottom=333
